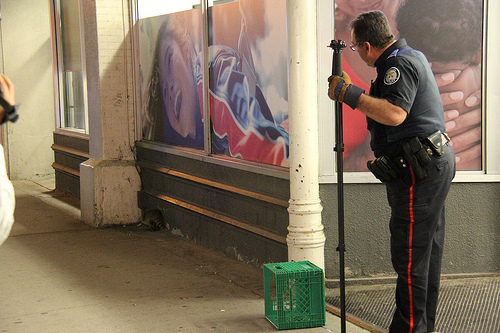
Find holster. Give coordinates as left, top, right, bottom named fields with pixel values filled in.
left=401, top=137, right=431, bottom=181
left=367, top=156, right=401, bottom=183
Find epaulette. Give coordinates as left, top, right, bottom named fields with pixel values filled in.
left=387, top=49, right=400, bottom=59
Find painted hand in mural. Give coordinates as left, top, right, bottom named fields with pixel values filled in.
left=433, top=62, right=482, bottom=169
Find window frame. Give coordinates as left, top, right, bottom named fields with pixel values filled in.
left=49, top=0, right=89, bottom=135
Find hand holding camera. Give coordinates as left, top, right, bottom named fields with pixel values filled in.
left=0, top=73, right=18, bottom=124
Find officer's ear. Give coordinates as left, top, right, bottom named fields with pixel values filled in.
left=362, top=41, right=370, bottom=52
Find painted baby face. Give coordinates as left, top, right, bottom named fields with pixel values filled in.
left=158, top=32, right=197, bottom=139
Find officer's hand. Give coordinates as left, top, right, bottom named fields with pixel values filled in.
left=328, top=71, right=351, bottom=85
left=328, top=71, right=351, bottom=102
left=328, top=71, right=364, bottom=109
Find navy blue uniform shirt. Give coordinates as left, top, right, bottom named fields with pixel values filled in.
left=367, top=39, right=445, bottom=157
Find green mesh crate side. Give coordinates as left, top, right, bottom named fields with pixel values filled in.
left=263, top=261, right=326, bottom=330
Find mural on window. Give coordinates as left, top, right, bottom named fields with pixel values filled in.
left=209, top=0, right=289, bottom=166
left=139, top=9, right=204, bottom=149
left=139, top=0, right=289, bottom=167
left=335, top=0, right=483, bottom=171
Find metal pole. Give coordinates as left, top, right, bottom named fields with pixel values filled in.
left=328, top=39, right=347, bottom=333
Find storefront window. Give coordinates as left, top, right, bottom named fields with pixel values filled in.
left=138, top=2, right=203, bottom=149
left=208, top=0, right=289, bottom=167
left=51, top=0, right=87, bottom=132
left=333, top=0, right=483, bottom=172
left=138, top=0, right=289, bottom=167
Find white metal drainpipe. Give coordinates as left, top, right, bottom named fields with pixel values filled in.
left=286, top=0, right=326, bottom=270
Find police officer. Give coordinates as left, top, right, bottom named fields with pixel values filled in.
left=328, top=11, right=456, bottom=333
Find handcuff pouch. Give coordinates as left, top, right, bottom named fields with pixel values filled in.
left=425, top=130, right=446, bottom=157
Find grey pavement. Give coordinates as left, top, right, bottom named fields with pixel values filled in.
left=0, top=177, right=369, bottom=333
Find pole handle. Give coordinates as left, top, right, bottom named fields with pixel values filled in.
left=328, top=39, right=346, bottom=76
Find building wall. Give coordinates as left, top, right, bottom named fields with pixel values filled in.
left=93, top=0, right=135, bottom=161
left=79, top=0, right=141, bottom=227
left=1, top=1, right=55, bottom=180
left=321, top=182, right=500, bottom=279
left=136, top=144, right=290, bottom=266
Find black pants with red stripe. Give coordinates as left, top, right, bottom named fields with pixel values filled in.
left=386, top=143, right=455, bottom=333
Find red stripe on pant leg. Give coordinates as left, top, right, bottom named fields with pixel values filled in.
left=408, top=166, right=416, bottom=333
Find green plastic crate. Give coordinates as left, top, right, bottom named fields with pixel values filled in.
left=263, top=261, right=326, bottom=330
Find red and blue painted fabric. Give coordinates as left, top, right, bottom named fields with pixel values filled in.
left=205, top=45, right=289, bottom=166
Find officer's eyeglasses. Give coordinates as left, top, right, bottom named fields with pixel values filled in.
left=350, top=42, right=361, bottom=51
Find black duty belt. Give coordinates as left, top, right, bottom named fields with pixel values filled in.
left=367, top=131, right=450, bottom=183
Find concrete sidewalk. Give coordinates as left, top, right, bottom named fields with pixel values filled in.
left=0, top=177, right=369, bottom=333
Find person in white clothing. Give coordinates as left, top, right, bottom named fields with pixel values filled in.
left=0, top=73, right=17, bottom=246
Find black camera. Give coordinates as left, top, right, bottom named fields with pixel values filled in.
left=0, top=87, right=18, bottom=124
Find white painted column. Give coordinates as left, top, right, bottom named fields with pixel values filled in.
left=80, top=0, right=141, bottom=227
left=286, top=0, right=326, bottom=269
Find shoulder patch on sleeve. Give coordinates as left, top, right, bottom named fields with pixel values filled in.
left=384, top=67, right=400, bottom=85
